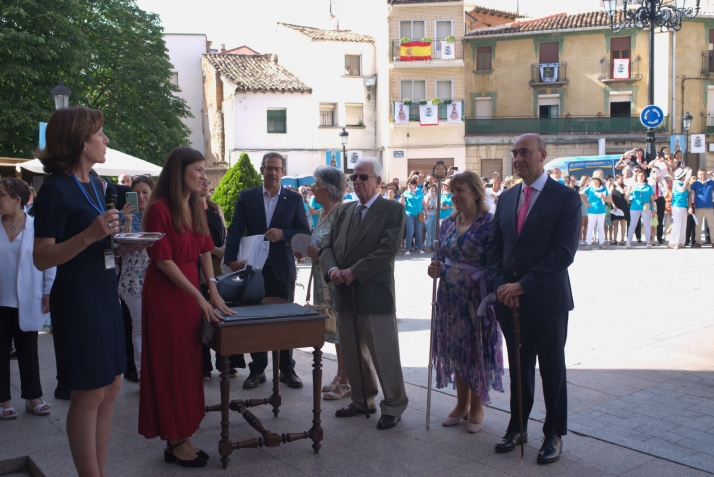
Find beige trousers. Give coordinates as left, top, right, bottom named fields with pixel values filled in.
left=694, top=207, right=714, bottom=237
left=338, top=309, right=409, bottom=418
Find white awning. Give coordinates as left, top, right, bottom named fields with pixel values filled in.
left=17, top=148, right=162, bottom=176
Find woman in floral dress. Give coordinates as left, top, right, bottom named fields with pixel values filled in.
left=306, top=166, right=350, bottom=400
left=427, top=171, right=504, bottom=433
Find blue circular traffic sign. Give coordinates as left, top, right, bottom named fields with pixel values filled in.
left=640, top=105, right=664, bottom=128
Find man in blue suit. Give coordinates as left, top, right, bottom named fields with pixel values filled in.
left=224, top=152, right=311, bottom=389
left=486, top=134, right=581, bottom=464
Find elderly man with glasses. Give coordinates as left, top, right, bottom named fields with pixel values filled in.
left=320, top=158, right=408, bottom=430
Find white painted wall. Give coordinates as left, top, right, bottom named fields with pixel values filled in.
left=164, top=34, right=207, bottom=154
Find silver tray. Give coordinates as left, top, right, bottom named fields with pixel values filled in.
left=114, top=232, right=165, bottom=247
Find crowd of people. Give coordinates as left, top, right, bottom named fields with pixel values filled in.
left=3, top=105, right=712, bottom=476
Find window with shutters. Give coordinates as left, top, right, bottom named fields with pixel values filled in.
left=400, top=80, right=426, bottom=101
left=538, top=95, right=559, bottom=118
left=611, top=36, right=631, bottom=79
left=476, top=46, right=492, bottom=71
left=170, top=72, right=179, bottom=86
left=319, top=104, right=336, bottom=127
left=474, top=98, right=492, bottom=118
left=345, top=103, right=363, bottom=126
left=435, top=80, right=452, bottom=100
left=345, top=55, right=361, bottom=76
left=399, top=21, right=425, bottom=40
left=708, top=29, right=714, bottom=72
left=539, top=42, right=559, bottom=64
left=267, top=109, right=286, bottom=133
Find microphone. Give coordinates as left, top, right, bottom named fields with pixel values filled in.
left=105, top=185, right=118, bottom=249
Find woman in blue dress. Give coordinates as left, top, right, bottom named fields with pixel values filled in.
left=427, top=171, right=504, bottom=434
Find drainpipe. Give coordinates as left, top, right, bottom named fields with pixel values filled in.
left=672, top=30, right=676, bottom=134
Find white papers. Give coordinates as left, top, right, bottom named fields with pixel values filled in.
left=446, top=102, right=462, bottom=124
left=611, top=208, right=625, bottom=217
left=291, top=233, right=311, bottom=257
left=239, top=235, right=269, bottom=268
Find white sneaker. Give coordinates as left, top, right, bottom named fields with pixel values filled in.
left=586, top=245, right=591, bottom=250
left=626, top=243, right=631, bottom=249
left=599, top=244, right=606, bottom=250
left=418, top=250, right=425, bottom=255
left=405, top=251, right=410, bottom=256
left=579, top=241, right=586, bottom=246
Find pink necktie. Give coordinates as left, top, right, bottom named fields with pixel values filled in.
left=517, top=186, right=533, bottom=234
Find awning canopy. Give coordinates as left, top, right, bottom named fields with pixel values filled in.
left=17, top=148, right=162, bottom=176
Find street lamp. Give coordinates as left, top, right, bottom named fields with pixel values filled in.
left=683, top=111, right=693, bottom=167
left=50, top=81, right=71, bottom=110
left=604, top=0, right=700, bottom=162
left=339, top=127, right=349, bottom=171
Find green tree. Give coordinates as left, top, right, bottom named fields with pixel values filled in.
left=213, top=153, right=263, bottom=226
left=0, top=0, right=191, bottom=163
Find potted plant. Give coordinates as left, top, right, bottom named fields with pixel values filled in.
left=421, top=37, right=432, bottom=43
left=418, top=99, right=428, bottom=105
left=402, top=98, right=412, bottom=105
left=430, top=98, right=441, bottom=105
left=445, top=35, right=456, bottom=43
left=443, top=99, right=453, bottom=105
left=400, top=37, right=411, bottom=44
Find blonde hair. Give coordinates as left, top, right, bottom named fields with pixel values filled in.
left=448, top=170, right=489, bottom=216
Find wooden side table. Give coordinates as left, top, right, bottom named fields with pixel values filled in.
left=202, top=300, right=326, bottom=469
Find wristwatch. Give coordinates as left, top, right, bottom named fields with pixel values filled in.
left=209, top=278, right=218, bottom=284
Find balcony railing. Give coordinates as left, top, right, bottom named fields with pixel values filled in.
left=391, top=38, right=463, bottom=63
left=600, top=57, right=642, bottom=82
left=392, top=100, right=464, bottom=123
left=530, top=62, right=568, bottom=87
left=702, top=51, right=714, bottom=75
left=465, top=115, right=669, bottom=135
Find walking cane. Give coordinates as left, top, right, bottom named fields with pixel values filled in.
left=426, top=161, right=448, bottom=430
left=349, top=285, right=370, bottom=419
left=512, top=304, right=525, bottom=458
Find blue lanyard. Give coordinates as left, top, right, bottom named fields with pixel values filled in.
left=71, top=173, right=105, bottom=215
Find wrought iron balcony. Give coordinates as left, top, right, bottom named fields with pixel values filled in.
left=465, top=115, right=669, bottom=135
left=530, top=63, right=568, bottom=87
left=391, top=38, right=463, bottom=63
left=702, top=51, right=714, bottom=75
left=392, top=100, right=464, bottom=123
left=600, top=57, right=642, bottom=82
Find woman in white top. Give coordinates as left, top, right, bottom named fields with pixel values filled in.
left=0, top=178, right=56, bottom=419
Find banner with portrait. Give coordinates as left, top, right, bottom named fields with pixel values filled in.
left=446, top=102, right=462, bottom=124
left=325, top=150, right=341, bottom=169
left=394, top=102, right=410, bottom=125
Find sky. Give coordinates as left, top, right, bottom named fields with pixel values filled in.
left=135, top=0, right=606, bottom=51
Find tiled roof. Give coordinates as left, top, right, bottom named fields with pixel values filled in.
left=202, top=54, right=312, bottom=93
left=465, top=4, right=521, bottom=19
left=279, top=23, right=374, bottom=43
left=389, top=0, right=462, bottom=4
left=466, top=10, right=629, bottom=37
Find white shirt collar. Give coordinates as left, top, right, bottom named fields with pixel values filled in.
left=263, top=185, right=281, bottom=198
left=360, top=192, right=381, bottom=209
left=523, top=171, right=548, bottom=192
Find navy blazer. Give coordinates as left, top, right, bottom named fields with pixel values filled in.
left=224, top=186, right=311, bottom=283
left=486, top=176, right=581, bottom=314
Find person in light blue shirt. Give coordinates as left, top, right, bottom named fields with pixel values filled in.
left=440, top=182, right=453, bottom=221
left=689, top=169, right=714, bottom=247
left=582, top=177, right=611, bottom=249
left=669, top=168, right=693, bottom=248
left=626, top=171, right=655, bottom=248
left=308, top=192, right=322, bottom=228
left=399, top=177, right=425, bottom=255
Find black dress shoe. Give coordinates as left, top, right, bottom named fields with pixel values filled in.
left=196, top=449, right=209, bottom=460
left=335, top=404, right=377, bottom=418
left=537, top=435, right=562, bottom=464
left=495, top=431, right=528, bottom=453
left=242, top=372, right=266, bottom=389
left=123, top=371, right=139, bottom=383
left=376, top=415, right=400, bottom=430
left=164, top=441, right=207, bottom=468
left=279, top=371, right=303, bottom=388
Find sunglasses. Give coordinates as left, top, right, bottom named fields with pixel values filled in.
left=131, top=173, right=151, bottom=181
left=349, top=173, right=376, bottom=182
left=203, top=179, right=211, bottom=186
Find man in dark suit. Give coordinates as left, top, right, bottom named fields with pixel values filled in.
left=224, top=152, right=311, bottom=389
left=320, top=158, right=408, bottom=430
left=486, top=134, right=581, bottom=464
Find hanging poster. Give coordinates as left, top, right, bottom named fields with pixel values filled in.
left=612, top=58, right=630, bottom=79
left=419, top=104, right=439, bottom=126
left=346, top=150, right=362, bottom=167
left=394, top=102, right=410, bottom=125
left=691, top=134, right=706, bottom=153
left=670, top=134, right=686, bottom=155
left=539, top=63, right=559, bottom=82
left=325, top=150, right=341, bottom=169
left=446, top=102, right=462, bottom=124
left=440, top=41, right=455, bottom=60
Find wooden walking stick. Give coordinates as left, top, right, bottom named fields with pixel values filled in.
left=350, top=285, right=370, bottom=419
left=426, top=161, right=448, bottom=430
left=512, top=304, right=525, bottom=457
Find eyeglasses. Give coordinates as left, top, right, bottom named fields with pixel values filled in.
left=203, top=180, right=211, bottom=186
left=131, top=174, right=151, bottom=181
left=349, top=173, right=376, bottom=182
left=510, top=148, right=541, bottom=158
left=262, top=166, right=282, bottom=173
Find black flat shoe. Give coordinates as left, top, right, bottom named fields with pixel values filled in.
left=243, top=372, right=266, bottom=389
left=196, top=449, right=209, bottom=460
left=54, top=388, right=71, bottom=401
left=495, top=431, right=528, bottom=453
left=537, top=435, right=562, bottom=464
left=376, top=415, right=400, bottom=430
left=123, top=371, right=139, bottom=383
left=164, top=441, right=207, bottom=468
left=279, top=371, right=303, bottom=388
left=335, top=404, right=377, bottom=418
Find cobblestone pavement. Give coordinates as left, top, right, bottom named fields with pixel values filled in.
left=2, top=244, right=712, bottom=476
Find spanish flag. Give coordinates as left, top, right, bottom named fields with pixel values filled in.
left=399, top=41, right=431, bottom=61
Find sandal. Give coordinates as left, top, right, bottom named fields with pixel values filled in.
left=1, top=405, right=17, bottom=420
left=25, top=399, right=51, bottom=416
left=323, top=383, right=351, bottom=400
left=322, top=375, right=340, bottom=393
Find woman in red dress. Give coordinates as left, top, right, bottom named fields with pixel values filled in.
left=138, top=147, right=234, bottom=467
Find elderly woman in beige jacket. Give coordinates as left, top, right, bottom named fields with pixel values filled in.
left=0, top=178, right=55, bottom=419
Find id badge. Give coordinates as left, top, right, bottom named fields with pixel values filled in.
left=104, top=249, right=115, bottom=270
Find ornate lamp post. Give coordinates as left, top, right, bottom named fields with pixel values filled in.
left=683, top=111, right=693, bottom=167
left=339, top=127, right=349, bottom=171
left=50, top=80, right=71, bottom=110
left=603, top=0, right=700, bottom=161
